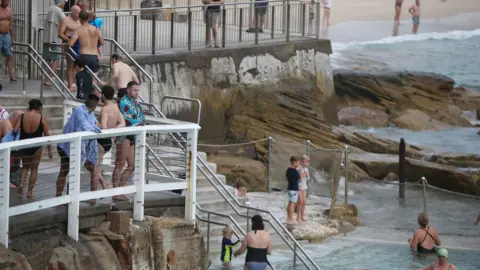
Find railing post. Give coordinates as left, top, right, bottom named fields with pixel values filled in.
left=170, top=9, right=174, bottom=48
left=222, top=6, right=226, bottom=48
left=270, top=6, right=275, bottom=39
left=267, top=136, right=272, bottom=193
left=315, top=1, right=321, bottom=39
left=133, top=130, right=146, bottom=221
left=254, top=7, right=259, bottom=45
left=293, top=242, right=297, bottom=267
left=63, top=103, right=73, bottom=126
left=246, top=208, right=250, bottom=232
left=422, top=177, right=427, bottom=216
left=114, top=12, right=119, bottom=52
left=133, top=15, right=138, bottom=51
left=301, top=3, right=306, bottom=36
left=286, top=1, right=291, bottom=42
left=239, top=8, right=243, bottom=42
left=399, top=138, right=406, bottom=199
left=282, top=0, right=286, bottom=33
left=344, top=145, right=348, bottom=205
left=0, top=149, right=11, bottom=248
left=151, top=11, right=156, bottom=55
left=185, top=128, right=198, bottom=222
left=187, top=8, right=192, bottom=51
left=207, top=212, right=211, bottom=254
left=68, top=137, right=82, bottom=242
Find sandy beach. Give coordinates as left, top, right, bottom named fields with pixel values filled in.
left=330, top=0, right=480, bottom=26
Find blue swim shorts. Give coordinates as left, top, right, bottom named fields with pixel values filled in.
left=287, top=190, right=298, bottom=203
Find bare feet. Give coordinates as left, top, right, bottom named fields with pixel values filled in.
left=112, top=195, right=129, bottom=201
left=10, top=183, right=16, bottom=188
left=301, top=217, right=307, bottom=222
left=16, top=186, right=23, bottom=196
left=26, top=192, right=34, bottom=198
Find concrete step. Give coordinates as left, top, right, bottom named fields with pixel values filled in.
left=46, top=116, right=65, bottom=131
left=197, top=174, right=226, bottom=187
left=0, top=95, right=65, bottom=107
left=197, top=196, right=248, bottom=212
left=196, top=185, right=235, bottom=200
left=5, top=105, right=63, bottom=118
left=149, top=145, right=208, bottom=161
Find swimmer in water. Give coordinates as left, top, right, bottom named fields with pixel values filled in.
left=408, top=213, right=441, bottom=254
left=417, top=248, right=458, bottom=270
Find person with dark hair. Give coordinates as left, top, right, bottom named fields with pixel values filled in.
left=118, top=80, right=139, bottom=100
left=112, top=81, right=145, bottom=201
left=66, top=10, right=103, bottom=76
left=56, top=94, right=107, bottom=204
left=104, top=53, right=139, bottom=98
left=286, top=156, right=301, bottom=224
left=13, top=99, right=53, bottom=198
left=234, top=214, right=272, bottom=270
left=94, top=86, right=125, bottom=188
left=74, top=59, right=94, bottom=100
left=408, top=213, right=441, bottom=253
left=42, top=0, right=66, bottom=87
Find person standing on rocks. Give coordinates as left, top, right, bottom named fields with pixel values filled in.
left=286, top=156, right=301, bottom=224
left=297, top=155, right=310, bottom=222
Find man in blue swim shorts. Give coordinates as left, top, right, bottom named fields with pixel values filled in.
left=59, top=5, right=81, bottom=91
left=0, top=0, right=17, bottom=82
left=286, top=156, right=301, bottom=224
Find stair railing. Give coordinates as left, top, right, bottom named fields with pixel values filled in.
left=10, top=42, right=75, bottom=101
left=196, top=205, right=277, bottom=270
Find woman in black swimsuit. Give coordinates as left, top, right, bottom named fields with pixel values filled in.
left=408, top=213, right=442, bottom=254
left=234, top=215, right=272, bottom=270
left=14, top=99, right=53, bottom=198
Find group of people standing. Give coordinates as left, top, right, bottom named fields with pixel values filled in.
left=0, top=82, right=144, bottom=204
left=286, top=155, right=310, bottom=224
left=394, top=0, right=421, bottom=34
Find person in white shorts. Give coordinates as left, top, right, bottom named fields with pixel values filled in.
left=297, top=155, right=310, bottom=222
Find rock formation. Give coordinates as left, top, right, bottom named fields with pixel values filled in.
left=334, top=70, right=472, bottom=130
left=3, top=212, right=209, bottom=270
left=338, top=106, right=389, bottom=127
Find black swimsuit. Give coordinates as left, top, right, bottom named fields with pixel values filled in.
left=395, top=0, right=403, bottom=7
left=19, top=114, right=44, bottom=156
left=417, top=227, right=436, bottom=253
left=97, top=138, right=112, bottom=153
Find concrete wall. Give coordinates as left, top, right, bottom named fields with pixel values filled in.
left=132, top=38, right=333, bottom=114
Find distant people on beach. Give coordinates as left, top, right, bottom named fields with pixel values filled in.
left=297, top=155, right=310, bottom=222
left=409, top=0, right=421, bottom=34
left=14, top=99, right=54, bottom=198
left=203, top=0, right=223, bottom=48
left=417, top=248, right=458, bottom=270
left=221, top=226, right=240, bottom=269
left=234, top=215, right=272, bottom=269
left=322, top=0, right=331, bottom=27
left=247, top=0, right=268, bottom=33
left=408, top=213, right=441, bottom=254
left=394, top=0, right=404, bottom=26
left=286, top=156, right=301, bottom=224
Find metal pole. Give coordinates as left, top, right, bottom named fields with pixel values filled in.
left=293, top=243, right=297, bottom=267
left=151, top=11, right=156, bottom=55
left=399, top=138, right=406, bottom=198
left=187, top=8, right=192, bottom=51
left=344, top=145, right=348, bottom=205
left=316, top=1, right=320, bottom=39
left=239, top=8, right=243, bottom=42
left=207, top=213, right=211, bottom=254
left=246, top=208, right=250, bottom=232
left=422, top=177, right=427, bottom=216
left=286, top=1, right=291, bottom=42
left=282, top=0, right=286, bottom=33
left=267, top=136, right=273, bottom=193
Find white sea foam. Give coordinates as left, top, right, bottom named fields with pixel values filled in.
left=332, top=28, right=480, bottom=52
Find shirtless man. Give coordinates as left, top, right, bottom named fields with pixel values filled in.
left=67, top=11, right=103, bottom=76
left=0, top=0, right=16, bottom=82
left=103, top=54, right=139, bottom=98
left=59, top=5, right=81, bottom=91
left=95, top=86, right=125, bottom=188
left=409, top=0, right=421, bottom=34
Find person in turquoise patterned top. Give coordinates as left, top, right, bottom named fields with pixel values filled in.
left=112, top=81, right=145, bottom=201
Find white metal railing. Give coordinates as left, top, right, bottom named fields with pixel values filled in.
left=0, top=122, right=199, bottom=248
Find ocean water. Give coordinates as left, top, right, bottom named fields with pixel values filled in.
left=331, top=29, right=480, bottom=88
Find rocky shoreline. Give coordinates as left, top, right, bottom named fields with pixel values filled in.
left=198, top=70, right=480, bottom=195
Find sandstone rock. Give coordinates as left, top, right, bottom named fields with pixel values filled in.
left=324, top=204, right=359, bottom=225
left=424, top=152, right=480, bottom=168
left=291, top=222, right=339, bottom=242
left=338, top=106, right=389, bottom=127
left=450, top=87, right=480, bottom=113
left=349, top=152, right=479, bottom=195
left=383, top=172, right=399, bottom=181
left=0, top=245, right=31, bottom=270
left=393, top=109, right=451, bottom=131
left=333, top=126, right=426, bottom=158
left=207, top=154, right=268, bottom=192
left=107, top=211, right=131, bottom=235
left=334, top=70, right=472, bottom=128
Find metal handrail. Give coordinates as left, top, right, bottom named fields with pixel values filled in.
left=103, top=38, right=154, bottom=104
left=196, top=205, right=276, bottom=270
left=195, top=156, right=319, bottom=269
left=161, top=96, right=202, bottom=124
left=145, top=143, right=176, bottom=178
left=11, top=42, right=74, bottom=100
